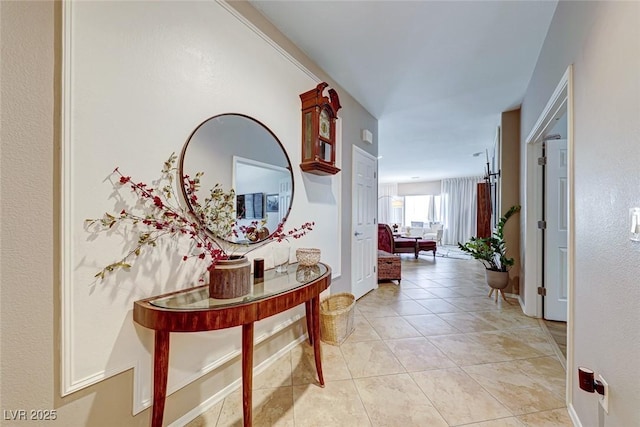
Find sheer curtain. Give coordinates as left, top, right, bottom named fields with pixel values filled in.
left=377, top=183, right=398, bottom=225
left=441, top=177, right=483, bottom=245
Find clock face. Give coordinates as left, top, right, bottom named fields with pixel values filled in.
left=319, top=108, right=330, bottom=139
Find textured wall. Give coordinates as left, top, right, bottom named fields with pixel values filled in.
left=521, top=1, right=640, bottom=425
left=1, top=0, right=57, bottom=417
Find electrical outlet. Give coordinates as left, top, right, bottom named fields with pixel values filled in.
left=598, top=374, right=609, bottom=413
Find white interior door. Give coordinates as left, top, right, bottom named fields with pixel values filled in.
left=278, top=178, right=291, bottom=223
left=351, top=147, right=377, bottom=299
left=544, top=139, right=568, bottom=321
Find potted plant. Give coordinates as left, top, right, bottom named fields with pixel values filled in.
left=86, top=153, right=313, bottom=298
left=458, top=205, right=521, bottom=293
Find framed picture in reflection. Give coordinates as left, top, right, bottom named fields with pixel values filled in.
left=266, top=194, right=279, bottom=212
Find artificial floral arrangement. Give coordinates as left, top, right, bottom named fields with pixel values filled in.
left=457, top=205, right=521, bottom=272
left=86, top=153, right=313, bottom=280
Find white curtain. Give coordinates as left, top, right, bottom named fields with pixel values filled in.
left=441, top=176, right=483, bottom=245
left=378, top=183, right=398, bottom=225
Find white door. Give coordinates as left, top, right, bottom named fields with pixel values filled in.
left=278, top=178, right=291, bottom=223
left=352, top=147, right=377, bottom=299
left=544, top=139, right=568, bottom=321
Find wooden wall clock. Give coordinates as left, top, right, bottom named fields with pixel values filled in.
left=299, top=82, right=342, bottom=175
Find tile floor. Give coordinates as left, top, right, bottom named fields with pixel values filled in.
left=188, top=255, right=572, bottom=426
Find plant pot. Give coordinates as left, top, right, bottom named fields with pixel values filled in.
left=485, top=269, right=509, bottom=290
left=209, top=256, right=251, bottom=299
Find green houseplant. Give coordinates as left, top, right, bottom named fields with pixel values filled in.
left=458, top=205, right=521, bottom=272
left=458, top=205, right=521, bottom=297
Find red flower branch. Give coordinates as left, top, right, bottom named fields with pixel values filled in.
left=86, top=153, right=313, bottom=280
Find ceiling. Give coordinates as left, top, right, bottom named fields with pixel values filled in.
left=248, top=1, right=558, bottom=184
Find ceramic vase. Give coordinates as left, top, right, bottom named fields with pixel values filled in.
left=209, top=256, right=251, bottom=299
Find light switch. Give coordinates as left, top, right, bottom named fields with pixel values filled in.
left=630, top=208, right=640, bottom=241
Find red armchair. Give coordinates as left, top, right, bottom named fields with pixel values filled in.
left=378, top=224, right=424, bottom=257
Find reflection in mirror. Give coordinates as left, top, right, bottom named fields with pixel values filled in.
left=179, top=114, right=293, bottom=244
left=234, top=156, right=292, bottom=240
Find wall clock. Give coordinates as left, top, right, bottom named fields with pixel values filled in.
left=299, top=82, right=342, bottom=175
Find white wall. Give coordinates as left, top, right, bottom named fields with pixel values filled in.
left=64, top=1, right=342, bottom=412
left=521, top=1, right=640, bottom=425
left=397, top=180, right=442, bottom=196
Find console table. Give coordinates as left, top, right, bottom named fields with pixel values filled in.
left=133, top=262, right=331, bottom=427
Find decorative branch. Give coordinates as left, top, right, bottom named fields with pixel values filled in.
left=86, top=153, right=314, bottom=280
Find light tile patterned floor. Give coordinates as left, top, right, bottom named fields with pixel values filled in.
left=188, top=255, right=572, bottom=427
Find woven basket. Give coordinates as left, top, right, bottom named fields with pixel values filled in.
left=319, top=293, right=356, bottom=345
left=296, top=247, right=321, bottom=266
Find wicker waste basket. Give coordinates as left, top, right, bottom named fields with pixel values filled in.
left=319, top=292, right=355, bottom=345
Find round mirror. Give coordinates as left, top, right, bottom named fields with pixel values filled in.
left=179, top=114, right=293, bottom=244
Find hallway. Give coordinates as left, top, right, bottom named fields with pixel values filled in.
left=189, top=255, right=571, bottom=426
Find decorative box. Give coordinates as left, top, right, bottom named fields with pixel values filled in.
left=377, top=250, right=401, bottom=283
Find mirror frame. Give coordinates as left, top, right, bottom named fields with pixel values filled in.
left=178, top=113, right=294, bottom=244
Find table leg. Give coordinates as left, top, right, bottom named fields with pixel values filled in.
left=305, top=300, right=314, bottom=345
left=310, top=296, right=324, bottom=387
left=242, top=323, right=254, bottom=427
left=151, top=331, right=170, bottom=427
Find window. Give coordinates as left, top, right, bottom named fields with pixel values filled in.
left=404, top=195, right=442, bottom=226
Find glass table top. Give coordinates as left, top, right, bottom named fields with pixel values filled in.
left=149, top=263, right=327, bottom=310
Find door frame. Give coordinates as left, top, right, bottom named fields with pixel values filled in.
left=523, top=65, right=574, bottom=406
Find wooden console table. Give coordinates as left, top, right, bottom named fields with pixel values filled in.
left=133, top=262, right=331, bottom=427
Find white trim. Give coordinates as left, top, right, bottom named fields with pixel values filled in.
left=525, top=67, right=571, bottom=144
left=217, top=0, right=321, bottom=85
left=566, top=63, right=576, bottom=410
left=522, top=140, right=544, bottom=318
left=60, top=1, right=140, bottom=398
left=61, top=0, right=74, bottom=396
left=568, top=403, right=583, bottom=427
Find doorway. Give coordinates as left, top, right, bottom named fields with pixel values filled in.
left=524, top=65, right=574, bottom=405
left=540, top=118, right=569, bottom=360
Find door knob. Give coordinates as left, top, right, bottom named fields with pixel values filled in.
left=354, top=231, right=362, bottom=236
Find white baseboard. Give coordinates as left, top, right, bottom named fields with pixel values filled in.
left=567, top=403, right=582, bottom=427
left=168, top=332, right=309, bottom=427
